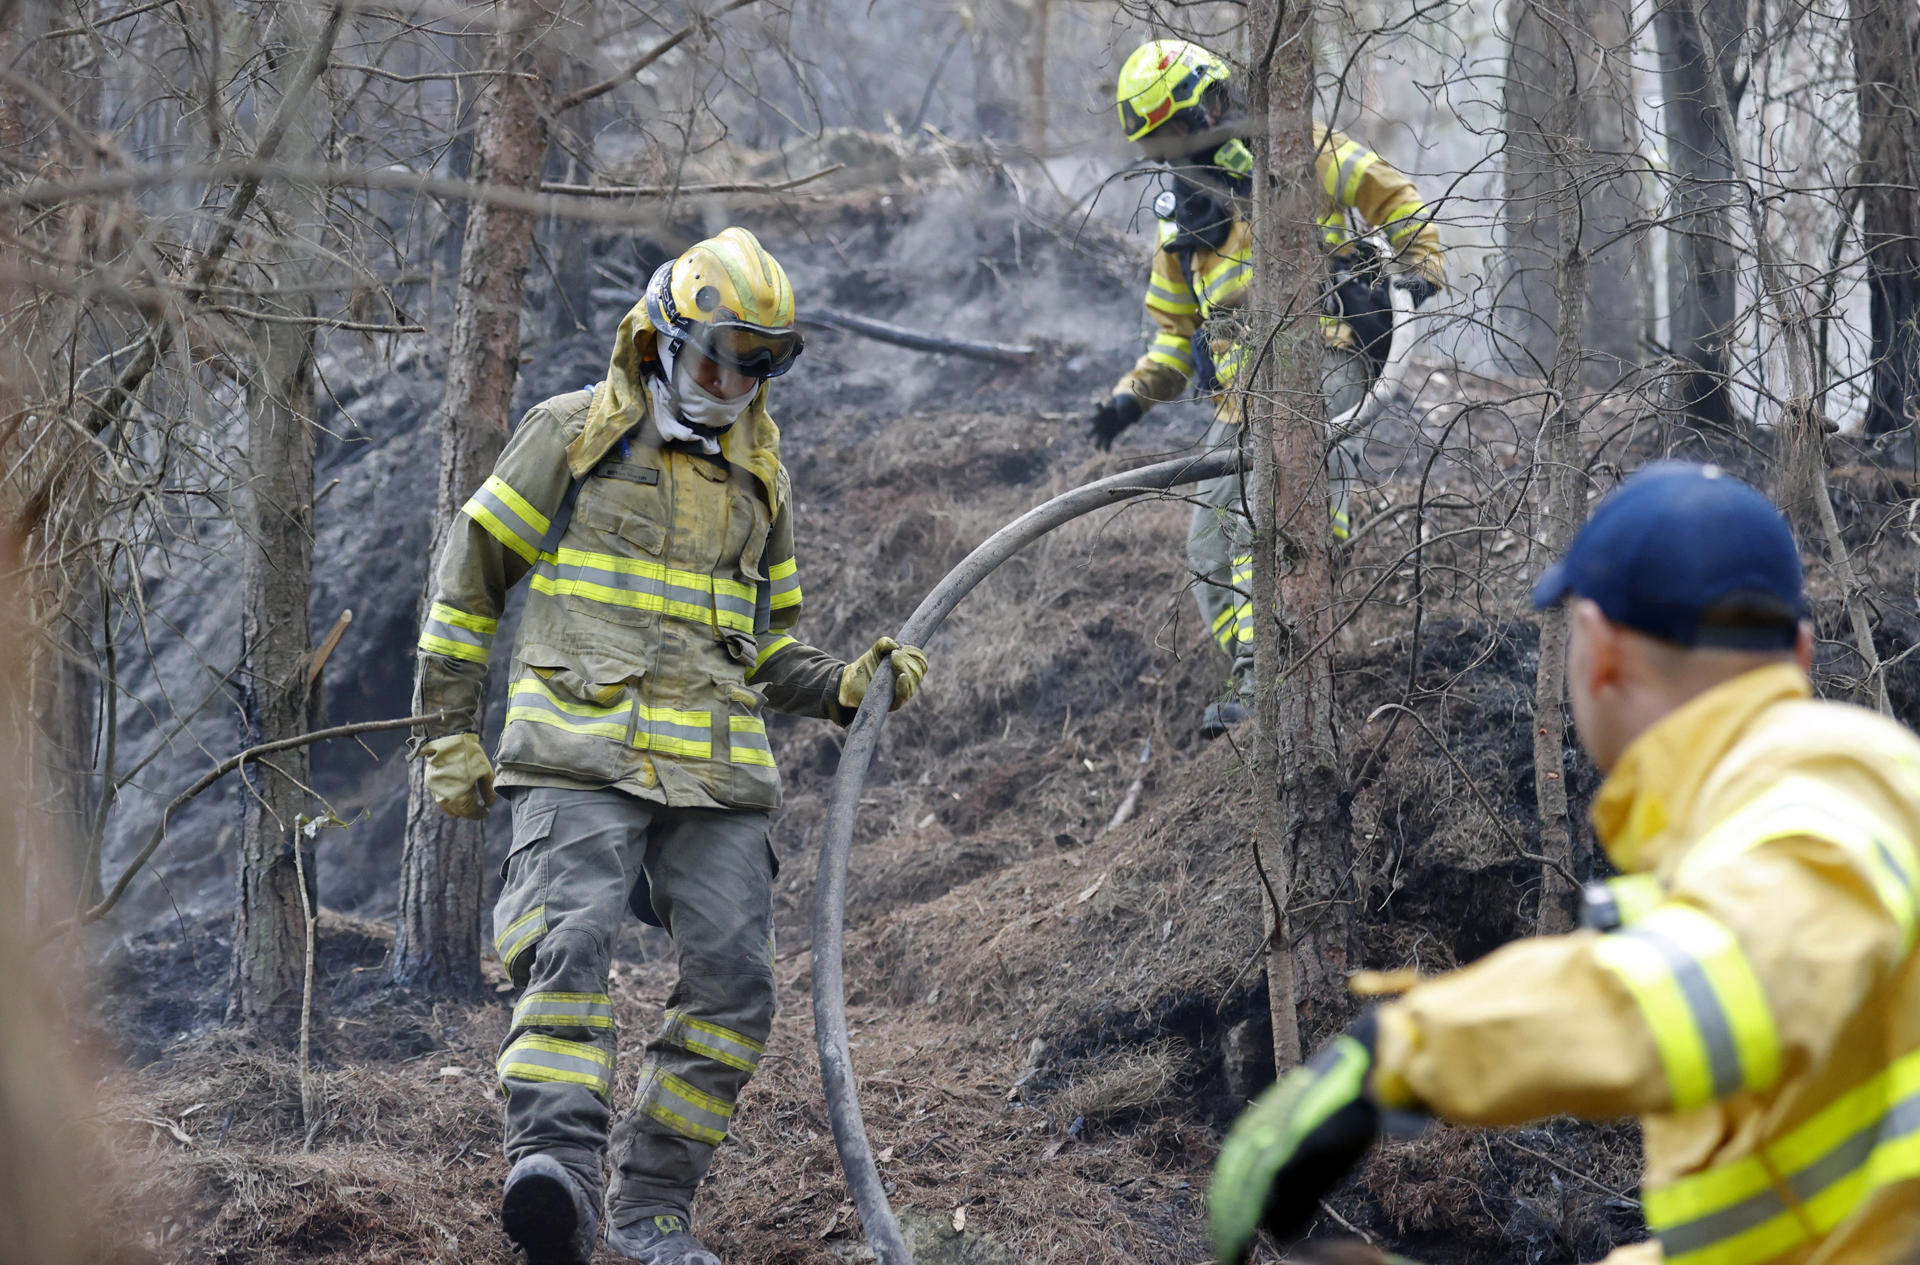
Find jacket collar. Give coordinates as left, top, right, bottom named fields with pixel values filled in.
left=568, top=299, right=784, bottom=515
left=1589, top=663, right=1812, bottom=874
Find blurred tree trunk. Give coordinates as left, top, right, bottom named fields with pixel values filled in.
left=1024, top=0, right=1049, bottom=151
left=1525, top=0, right=1594, bottom=935
left=1654, top=0, right=1744, bottom=435
left=392, top=0, right=556, bottom=996
left=1501, top=0, right=1650, bottom=384
left=965, top=0, right=1025, bottom=140
left=1246, top=0, right=1348, bottom=1066
left=229, top=1, right=326, bottom=1040
left=1852, top=0, right=1920, bottom=436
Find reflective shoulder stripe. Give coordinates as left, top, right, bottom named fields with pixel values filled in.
left=1320, top=138, right=1378, bottom=205
left=513, top=990, right=615, bottom=1031
left=498, top=1032, right=614, bottom=1099
left=1593, top=903, right=1782, bottom=1111
left=463, top=474, right=551, bottom=564
left=1201, top=262, right=1252, bottom=307
left=1646, top=1046, right=1920, bottom=1265
left=1680, top=780, right=1920, bottom=951
left=1156, top=218, right=1179, bottom=246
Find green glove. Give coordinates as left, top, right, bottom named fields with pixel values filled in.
left=838, top=636, right=928, bottom=712
left=1210, top=1013, right=1383, bottom=1265
left=419, top=732, right=497, bottom=820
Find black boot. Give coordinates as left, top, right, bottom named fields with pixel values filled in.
left=605, top=1212, right=724, bottom=1265
left=502, top=1154, right=600, bottom=1265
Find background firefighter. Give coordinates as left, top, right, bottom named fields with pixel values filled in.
left=1210, top=464, right=1920, bottom=1265
left=1088, top=38, right=1447, bottom=738
left=409, top=227, right=928, bottom=1265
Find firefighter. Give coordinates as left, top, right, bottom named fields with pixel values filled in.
left=1091, top=38, right=1446, bottom=737
left=1210, top=463, right=1920, bottom=1265
left=410, top=227, right=929, bottom=1265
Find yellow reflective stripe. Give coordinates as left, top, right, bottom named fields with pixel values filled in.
left=495, top=905, right=548, bottom=972
left=666, top=1009, right=765, bottom=1073
left=641, top=1070, right=734, bottom=1144
left=498, top=1033, right=614, bottom=1098
left=530, top=547, right=757, bottom=633
left=1646, top=1047, right=1920, bottom=1265
left=1200, top=262, right=1252, bottom=309
left=767, top=556, right=802, bottom=611
left=1681, top=782, right=1920, bottom=951
left=728, top=714, right=775, bottom=768
left=752, top=633, right=797, bottom=674
left=463, top=475, right=550, bottom=564
left=1320, top=138, right=1378, bottom=205
left=513, top=990, right=615, bottom=1030
left=1593, top=904, right=1782, bottom=1110
left=419, top=601, right=498, bottom=663
left=1148, top=332, right=1193, bottom=373
left=1381, top=199, right=1430, bottom=244
left=1212, top=606, right=1237, bottom=650
left=1331, top=505, right=1351, bottom=539
left=506, top=678, right=713, bottom=759
left=1146, top=274, right=1198, bottom=315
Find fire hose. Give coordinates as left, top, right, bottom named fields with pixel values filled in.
left=810, top=292, right=1418, bottom=1265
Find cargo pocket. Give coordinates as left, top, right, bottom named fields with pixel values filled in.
left=494, top=798, right=558, bottom=986
left=497, top=662, right=636, bottom=787
left=720, top=681, right=781, bottom=810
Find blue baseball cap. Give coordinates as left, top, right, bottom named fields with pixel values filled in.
left=1530, top=462, right=1806, bottom=649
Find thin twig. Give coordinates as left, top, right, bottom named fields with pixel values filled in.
left=554, top=0, right=766, bottom=113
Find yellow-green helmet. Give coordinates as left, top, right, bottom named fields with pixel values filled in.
left=1115, top=39, right=1231, bottom=142
left=643, top=226, right=802, bottom=379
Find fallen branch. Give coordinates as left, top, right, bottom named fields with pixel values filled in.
left=41, top=711, right=451, bottom=942
left=1101, top=736, right=1152, bottom=835
left=539, top=164, right=843, bottom=199
left=801, top=308, right=1038, bottom=364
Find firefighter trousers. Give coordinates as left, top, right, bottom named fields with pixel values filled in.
left=1188, top=345, right=1374, bottom=678
left=492, top=786, right=775, bottom=1229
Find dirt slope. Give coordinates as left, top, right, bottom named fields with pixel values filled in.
left=90, top=176, right=1920, bottom=1265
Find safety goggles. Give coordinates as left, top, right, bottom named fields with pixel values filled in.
left=1120, top=65, right=1210, bottom=141
left=686, top=319, right=804, bottom=380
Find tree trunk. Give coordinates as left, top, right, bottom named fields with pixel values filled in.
left=1247, top=0, right=1349, bottom=1066
left=1522, top=0, right=1595, bottom=935
left=391, top=0, right=555, bottom=996
left=1501, top=0, right=1649, bottom=385
left=227, top=1, right=325, bottom=1040
left=1654, top=0, right=1744, bottom=435
left=1852, top=0, right=1920, bottom=436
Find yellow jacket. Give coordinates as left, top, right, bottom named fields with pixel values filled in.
left=1374, top=664, right=1920, bottom=1265
left=1116, top=122, right=1445, bottom=409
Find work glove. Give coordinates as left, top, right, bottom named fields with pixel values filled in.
left=419, top=732, right=498, bottom=820
left=1393, top=273, right=1440, bottom=309
left=838, top=636, right=929, bottom=712
left=1210, top=1012, right=1384, bottom=1265
left=1087, top=392, right=1145, bottom=451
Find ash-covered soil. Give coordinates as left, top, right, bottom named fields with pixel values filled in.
left=89, top=167, right=1920, bottom=1265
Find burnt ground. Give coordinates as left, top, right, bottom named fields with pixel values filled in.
left=84, top=174, right=1920, bottom=1265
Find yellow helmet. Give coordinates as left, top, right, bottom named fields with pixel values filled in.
left=1115, top=39, right=1231, bottom=142
left=643, top=226, right=803, bottom=379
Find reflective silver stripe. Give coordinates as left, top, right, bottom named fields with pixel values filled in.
left=767, top=557, right=801, bottom=610
left=638, top=1066, right=734, bottom=1144
left=1202, top=262, right=1252, bottom=307
left=495, top=905, right=548, bottom=973
left=1146, top=275, right=1198, bottom=313
left=463, top=476, right=549, bottom=563
left=1625, top=921, right=1744, bottom=1100
left=507, top=679, right=713, bottom=759
left=664, top=1009, right=765, bottom=1073
left=532, top=554, right=756, bottom=632
left=498, top=1033, right=614, bottom=1098
left=513, top=990, right=615, bottom=1031
left=1657, top=1085, right=1920, bottom=1260
left=421, top=616, right=491, bottom=655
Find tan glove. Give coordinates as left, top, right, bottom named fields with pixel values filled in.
left=420, top=732, right=497, bottom=819
left=838, top=636, right=929, bottom=712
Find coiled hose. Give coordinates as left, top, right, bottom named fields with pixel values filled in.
left=810, top=448, right=1243, bottom=1265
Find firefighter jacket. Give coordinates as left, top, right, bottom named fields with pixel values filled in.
left=1371, top=664, right=1920, bottom=1265
left=412, top=301, right=849, bottom=813
left=1115, top=122, right=1445, bottom=410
